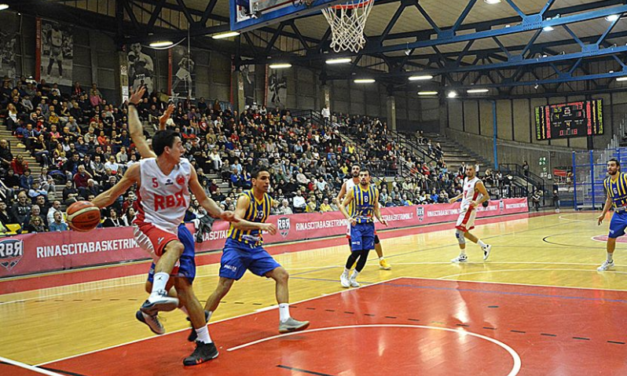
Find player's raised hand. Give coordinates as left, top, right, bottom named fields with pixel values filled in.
left=598, top=213, right=605, bottom=226
left=129, top=86, right=146, bottom=105
left=448, top=198, right=457, bottom=204
left=263, top=223, right=277, bottom=235
left=380, top=218, right=388, bottom=226
left=221, top=211, right=239, bottom=222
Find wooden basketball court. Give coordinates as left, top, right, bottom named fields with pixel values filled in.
left=2, top=211, right=627, bottom=375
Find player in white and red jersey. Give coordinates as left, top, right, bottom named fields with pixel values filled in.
left=335, top=164, right=391, bottom=270
left=449, top=164, right=492, bottom=263
left=91, top=123, right=237, bottom=364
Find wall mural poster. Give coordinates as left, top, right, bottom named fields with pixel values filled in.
left=170, top=45, right=195, bottom=99
left=40, top=20, right=73, bottom=86
left=266, top=68, right=287, bottom=109
left=241, top=61, right=256, bottom=108
left=128, top=43, right=155, bottom=94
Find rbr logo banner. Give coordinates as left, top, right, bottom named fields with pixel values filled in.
left=0, top=239, right=24, bottom=270
left=278, top=217, right=291, bottom=238
left=416, top=206, right=424, bottom=221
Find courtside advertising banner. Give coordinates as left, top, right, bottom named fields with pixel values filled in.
left=0, top=198, right=527, bottom=277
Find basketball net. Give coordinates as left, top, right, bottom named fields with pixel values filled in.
left=321, top=0, right=374, bottom=53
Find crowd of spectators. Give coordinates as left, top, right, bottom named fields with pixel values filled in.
left=0, top=75, right=496, bottom=235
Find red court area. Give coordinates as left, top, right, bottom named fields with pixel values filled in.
left=38, top=278, right=627, bottom=375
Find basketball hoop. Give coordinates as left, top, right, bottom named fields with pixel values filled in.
left=322, top=0, right=374, bottom=53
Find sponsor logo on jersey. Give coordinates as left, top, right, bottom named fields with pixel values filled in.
left=0, top=239, right=24, bottom=271
left=278, top=217, right=291, bottom=238
left=154, top=189, right=186, bottom=211
left=165, top=179, right=173, bottom=186
left=176, top=175, right=186, bottom=186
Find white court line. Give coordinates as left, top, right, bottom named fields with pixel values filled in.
left=437, top=268, right=627, bottom=280
left=0, top=356, right=64, bottom=376
left=227, top=324, right=521, bottom=376
left=36, top=277, right=403, bottom=366
left=392, top=261, right=618, bottom=267
left=558, top=214, right=597, bottom=222
left=399, top=276, right=627, bottom=293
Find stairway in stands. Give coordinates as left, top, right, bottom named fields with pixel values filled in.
left=0, top=123, right=42, bottom=176
left=423, top=133, right=492, bottom=172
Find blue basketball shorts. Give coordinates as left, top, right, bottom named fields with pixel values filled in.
left=609, top=211, right=627, bottom=239
left=147, top=223, right=196, bottom=284
left=219, top=238, right=281, bottom=281
left=350, top=222, right=375, bottom=252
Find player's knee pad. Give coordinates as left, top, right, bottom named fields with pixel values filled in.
left=455, top=229, right=466, bottom=245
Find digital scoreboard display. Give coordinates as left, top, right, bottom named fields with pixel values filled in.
left=535, top=99, right=603, bottom=140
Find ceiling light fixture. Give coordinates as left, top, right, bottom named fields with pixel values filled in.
left=484, top=0, right=501, bottom=4
left=0, top=4, right=9, bottom=11
left=354, top=78, right=375, bottom=83
left=149, top=40, right=173, bottom=48
left=212, top=31, right=240, bottom=39
left=409, top=75, right=433, bottom=81
left=468, top=88, right=489, bottom=93
left=326, top=57, right=352, bottom=65
left=269, top=63, right=292, bottom=69
left=418, top=91, right=438, bottom=96
left=617, top=77, right=627, bottom=82
left=543, top=25, right=554, bottom=32
left=447, top=91, right=458, bottom=98
left=606, top=14, right=620, bottom=22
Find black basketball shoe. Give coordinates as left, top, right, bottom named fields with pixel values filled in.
left=183, top=341, right=219, bottom=366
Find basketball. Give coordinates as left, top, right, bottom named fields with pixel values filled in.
left=67, top=201, right=101, bottom=232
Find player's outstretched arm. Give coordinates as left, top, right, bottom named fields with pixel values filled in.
left=188, top=167, right=236, bottom=222
left=339, top=190, right=355, bottom=225
left=91, top=163, right=140, bottom=209
left=229, top=194, right=276, bottom=234
left=127, top=87, right=156, bottom=159
left=448, top=193, right=463, bottom=204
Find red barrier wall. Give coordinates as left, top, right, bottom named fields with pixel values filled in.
left=0, top=198, right=527, bottom=278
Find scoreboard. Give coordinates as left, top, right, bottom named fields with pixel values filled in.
left=535, top=99, right=603, bottom=140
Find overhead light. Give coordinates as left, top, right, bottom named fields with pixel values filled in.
left=468, top=88, right=489, bottom=93
left=484, top=0, right=501, bottom=4
left=617, top=77, right=627, bottom=82
left=534, top=84, right=539, bottom=89
left=405, top=49, right=412, bottom=56
left=418, top=91, right=438, bottom=96
left=409, top=75, right=433, bottom=81
left=543, top=25, right=554, bottom=32
left=606, top=14, right=620, bottom=22
left=354, top=78, right=375, bottom=83
left=212, top=31, right=240, bottom=39
left=149, top=40, right=173, bottom=48
left=326, top=57, right=352, bottom=65
left=0, top=4, right=8, bottom=11
left=447, top=91, right=458, bottom=98
left=269, top=63, right=292, bottom=69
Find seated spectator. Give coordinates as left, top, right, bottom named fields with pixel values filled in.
left=293, top=191, right=306, bottom=213
left=62, top=180, right=79, bottom=204
left=0, top=200, right=15, bottom=225
left=23, top=215, right=47, bottom=233
left=104, top=156, right=119, bottom=174
left=49, top=211, right=68, bottom=231
left=319, top=198, right=332, bottom=213
left=102, top=208, right=124, bottom=227
left=20, top=168, right=34, bottom=190
left=11, top=155, right=28, bottom=175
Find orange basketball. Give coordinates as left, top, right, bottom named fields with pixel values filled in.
left=67, top=201, right=101, bottom=232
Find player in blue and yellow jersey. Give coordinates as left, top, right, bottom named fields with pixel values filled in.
left=338, top=168, right=388, bottom=288
left=204, top=167, right=310, bottom=333
left=598, top=158, right=627, bottom=271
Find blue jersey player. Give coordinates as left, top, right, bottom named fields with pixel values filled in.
left=203, top=167, right=310, bottom=334
left=338, top=168, right=388, bottom=287
left=598, top=158, right=627, bottom=271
